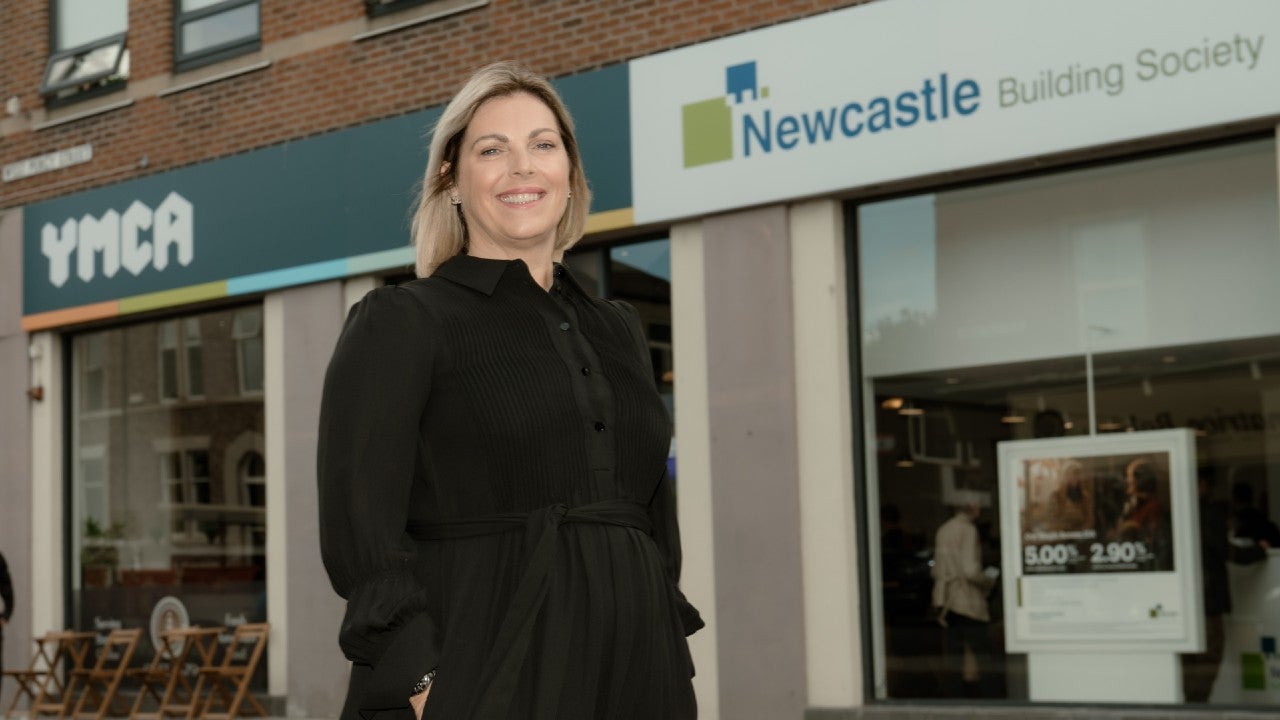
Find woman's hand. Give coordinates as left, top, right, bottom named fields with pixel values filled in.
left=409, top=685, right=430, bottom=720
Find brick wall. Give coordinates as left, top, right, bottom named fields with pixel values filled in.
left=1, top=0, right=869, bottom=209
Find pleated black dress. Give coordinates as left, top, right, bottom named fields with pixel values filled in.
left=317, top=254, right=702, bottom=720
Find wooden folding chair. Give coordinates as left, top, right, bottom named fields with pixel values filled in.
left=59, top=628, right=141, bottom=720
left=2, top=632, right=60, bottom=719
left=128, top=627, right=223, bottom=720
left=23, top=632, right=96, bottom=720
left=188, top=624, right=269, bottom=720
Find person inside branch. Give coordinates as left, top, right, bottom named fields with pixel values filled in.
left=931, top=500, right=998, bottom=698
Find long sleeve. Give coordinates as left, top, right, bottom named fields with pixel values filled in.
left=317, top=286, right=440, bottom=686
left=648, top=469, right=706, bottom=636
left=0, top=552, right=12, bottom=621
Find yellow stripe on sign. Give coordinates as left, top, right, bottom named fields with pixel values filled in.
left=118, top=281, right=228, bottom=314
left=583, top=207, right=635, bottom=235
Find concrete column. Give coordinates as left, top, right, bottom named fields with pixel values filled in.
left=703, top=205, right=808, bottom=720
left=264, top=281, right=348, bottom=716
left=671, top=220, right=720, bottom=720
left=0, top=208, right=34, bottom=699
left=790, top=199, right=863, bottom=709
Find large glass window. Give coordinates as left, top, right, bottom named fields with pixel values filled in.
left=71, top=305, right=267, bottom=681
left=42, top=0, right=129, bottom=101
left=858, top=139, right=1280, bottom=706
left=174, top=0, right=261, bottom=72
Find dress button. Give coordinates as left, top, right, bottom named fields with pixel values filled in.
left=580, top=366, right=591, bottom=376
left=594, top=421, right=606, bottom=432
left=559, top=322, right=570, bottom=331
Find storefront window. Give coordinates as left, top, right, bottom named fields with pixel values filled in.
left=858, top=139, right=1280, bottom=706
left=71, top=305, right=267, bottom=675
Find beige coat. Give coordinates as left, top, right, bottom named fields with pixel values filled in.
left=931, top=511, right=994, bottom=623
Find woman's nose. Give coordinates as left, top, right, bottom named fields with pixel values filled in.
left=510, top=148, right=534, bottom=175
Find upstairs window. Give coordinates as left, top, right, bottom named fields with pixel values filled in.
left=42, top=0, right=129, bottom=103
left=365, top=0, right=438, bottom=17
left=174, top=0, right=261, bottom=72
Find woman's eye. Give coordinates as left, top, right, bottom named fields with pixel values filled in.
left=479, top=147, right=499, bottom=156
left=535, top=141, right=556, bottom=151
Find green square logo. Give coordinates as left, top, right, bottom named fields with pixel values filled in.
left=1241, top=652, right=1266, bottom=690
left=682, top=97, right=733, bottom=168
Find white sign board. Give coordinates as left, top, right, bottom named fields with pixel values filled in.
left=998, top=429, right=1202, bottom=653
left=629, top=0, right=1280, bottom=224
left=3, top=143, right=92, bottom=182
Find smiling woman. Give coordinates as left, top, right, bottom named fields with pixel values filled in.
left=318, top=62, right=701, bottom=720
left=410, top=63, right=591, bottom=285
left=447, top=92, right=572, bottom=279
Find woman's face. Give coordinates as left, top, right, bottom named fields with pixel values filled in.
left=451, top=92, right=571, bottom=257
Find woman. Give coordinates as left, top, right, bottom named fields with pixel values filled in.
left=318, top=62, right=702, bottom=720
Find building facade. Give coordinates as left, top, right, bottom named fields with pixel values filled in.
left=3, top=1, right=1280, bottom=718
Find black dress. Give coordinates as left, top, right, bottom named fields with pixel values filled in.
left=317, top=254, right=702, bottom=720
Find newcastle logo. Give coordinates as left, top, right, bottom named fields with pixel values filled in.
left=681, top=61, right=766, bottom=168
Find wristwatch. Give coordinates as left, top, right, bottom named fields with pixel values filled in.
left=410, top=668, right=437, bottom=697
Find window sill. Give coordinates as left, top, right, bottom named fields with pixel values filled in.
left=352, top=0, right=488, bottom=42
left=157, top=59, right=271, bottom=98
left=34, top=96, right=135, bottom=131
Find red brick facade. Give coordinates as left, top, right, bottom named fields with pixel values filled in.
left=1, top=0, right=867, bottom=210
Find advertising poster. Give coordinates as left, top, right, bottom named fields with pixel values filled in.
left=999, top=429, right=1203, bottom=653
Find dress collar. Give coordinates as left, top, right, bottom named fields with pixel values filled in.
left=432, top=253, right=590, bottom=298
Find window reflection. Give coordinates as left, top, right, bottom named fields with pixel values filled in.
left=71, top=305, right=267, bottom=683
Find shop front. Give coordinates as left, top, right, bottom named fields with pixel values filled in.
left=626, top=0, right=1280, bottom=715
left=8, top=0, right=1280, bottom=717
left=10, top=64, right=639, bottom=714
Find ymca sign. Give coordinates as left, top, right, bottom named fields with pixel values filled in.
left=41, top=192, right=194, bottom=288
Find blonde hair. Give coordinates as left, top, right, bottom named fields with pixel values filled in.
left=411, top=61, right=592, bottom=277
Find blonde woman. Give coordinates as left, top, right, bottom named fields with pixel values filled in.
left=318, top=62, right=701, bottom=720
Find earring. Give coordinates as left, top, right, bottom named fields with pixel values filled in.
left=567, top=191, right=572, bottom=198
left=449, top=195, right=461, bottom=205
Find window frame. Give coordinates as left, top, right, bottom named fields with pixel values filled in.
left=40, top=31, right=129, bottom=101
left=232, top=308, right=265, bottom=396
left=173, top=0, right=261, bottom=73
left=158, top=320, right=181, bottom=402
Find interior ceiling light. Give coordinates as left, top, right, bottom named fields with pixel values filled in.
left=1161, top=355, right=1178, bottom=364
left=1001, top=414, right=1026, bottom=424
left=899, top=405, right=925, bottom=416
left=881, top=397, right=904, bottom=410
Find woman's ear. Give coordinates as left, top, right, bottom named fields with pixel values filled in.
left=439, top=160, right=452, bottom=177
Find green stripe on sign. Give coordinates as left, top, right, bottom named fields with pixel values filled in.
left=119, top=281, right=229, bottom=314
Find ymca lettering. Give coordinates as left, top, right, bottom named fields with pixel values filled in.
left=41, top=191, right=194, bottom=288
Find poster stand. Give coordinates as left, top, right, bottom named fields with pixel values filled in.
left=1028, top=652, right=1180, bottom=703
left=998, top=429, right=1202, bottom=705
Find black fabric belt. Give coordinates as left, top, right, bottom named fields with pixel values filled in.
left=408, top=500, right=653, bottom=719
